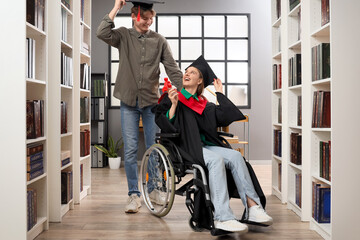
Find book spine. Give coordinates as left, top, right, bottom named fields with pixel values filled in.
left=27, top=159, right=43, bottom=172
left=61, top=157, right=71, bottom=167
left=26, top=151, right=44, bottom=164
left=27, top=168, right=44, bottom=181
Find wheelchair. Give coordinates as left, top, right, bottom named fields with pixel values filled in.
left=140, top=132, right=267, bottom=236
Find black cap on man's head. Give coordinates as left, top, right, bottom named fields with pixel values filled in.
left=126, top=0, right=164, bottom=10
left=186, top=55, right=217, bottom=88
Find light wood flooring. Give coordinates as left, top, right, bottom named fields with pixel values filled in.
left=36, top=165, right=322, bottom=240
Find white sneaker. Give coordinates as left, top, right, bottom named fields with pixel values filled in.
left=124, top=194, right=141, bottom=213
left=148, top=189, right=167, bottom=205
left=248, top=205, right=273, bottom=225
left=214, top=219, right=248, bottom=233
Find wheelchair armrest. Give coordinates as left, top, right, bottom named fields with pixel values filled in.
left=217, top=131, right=234, bottom=138
left=156, top=132, right=180, bottom=138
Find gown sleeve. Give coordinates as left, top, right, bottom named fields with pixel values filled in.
left=215, top=92, right=246, bottom=127
left=152, top=94, right=179, bottom=133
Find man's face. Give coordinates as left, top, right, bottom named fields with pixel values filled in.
left=132, top=10, right=154, bottom=34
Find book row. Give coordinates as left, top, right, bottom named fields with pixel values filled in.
left=274, top=129, right=282, bottom=157
left=319, top=140, right=331, bottom=181
left=26, top=38, right=36, bottom=79
left=61, top=101, right=68, bottom=134
left=289, top=0, right=300, bottom=12
left=61, top=7, right=69, bottom=43
left=80, top=129, right=90, bottom=157
left=27, top=188, right=37, bottom=231
left=61, top=150, right=71, bottom=167
left=61, top=52, right=73, bottom=87
left=295, top=173, right=302, bottom=208
left=288, top=54, right=301, bottom=87
left=80, top=97, right=90, bottom=123
left=27, top=144, right=45, bottom=181
left=312, top=90, right=331, bottom=128
left=61, top=0, right=71, bottom=10
left=91, top=98, right=106, bottom=121
left=290, top=132, right=302, bottom=165
left=91, top=146, right=106, bottom=168
left=272, top=64, right=282, bottom=90
left=26, top=0, right=45, bottom=31
left=278, top=162, right=282, bottom=192
left=275, top=0, right=281, bottom=20
left=277, top=98, right=282, bottom=124
left=91, top=121, right=106, bottom=145
left=312, top=182, right=331, bottom=223
left=311, top=43, right=331, bottom=81
left=27, top=100, right=45, bottom=139
left=80, top=164, right=84, bottom=192
left=297, top=95, right=302, bottom=126
left=80, top=63, right=91, bottom=90
left=92, top=79, right=107, bottom=97
left=61, top=170, right=73, bottom=204
left=321, top=0, right=330, bottom=27
left=81, top=24, right=90, bottom=55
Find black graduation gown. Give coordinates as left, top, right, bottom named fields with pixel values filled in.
left=153, top=92, right=245, bottom=168
left=153, top=92, right=267, bottom=225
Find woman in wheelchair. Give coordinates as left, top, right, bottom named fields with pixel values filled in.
left=153, top=55, right=273, bottom=233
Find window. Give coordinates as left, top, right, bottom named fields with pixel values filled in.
left=110, top=14, right=251, bottom=108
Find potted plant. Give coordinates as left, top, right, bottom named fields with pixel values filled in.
left=95, top=135, right=123, bottom=169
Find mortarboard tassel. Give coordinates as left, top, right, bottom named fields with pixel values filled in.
left=137, top=6, right=141, bottom=21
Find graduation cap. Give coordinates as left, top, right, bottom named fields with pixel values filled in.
left=126, top=0, right=164, bottom=21
left=186, top=55, right=218, bottom=88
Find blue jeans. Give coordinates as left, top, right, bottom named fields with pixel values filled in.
left=202, top=146, right=261, bottom=221
left=121, top=101, right=157, bottom=196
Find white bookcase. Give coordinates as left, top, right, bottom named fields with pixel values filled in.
left=26, top=0, right=49, bottom=239
left=22, top=0, right=92, bottom=238
left=272, top=0, right=360, bottom=239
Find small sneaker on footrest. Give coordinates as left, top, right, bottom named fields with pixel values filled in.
left=214, top=219, right=248, bottom=233
left=148, top=189, right=167, bottom=205
left=248, top=205, right=273, bottom=226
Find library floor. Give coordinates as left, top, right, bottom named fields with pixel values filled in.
left=36, top=165, right=322, bottom=240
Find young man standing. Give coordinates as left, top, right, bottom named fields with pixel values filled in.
left=96, top=0, right=182, bottom=213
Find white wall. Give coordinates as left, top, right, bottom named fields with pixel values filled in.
left=91, top=0, right=272, bottom=161
left=0, top=1, right=27, bottom=239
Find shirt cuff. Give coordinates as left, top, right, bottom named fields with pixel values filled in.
left=166, top=110, right=175, bottom=123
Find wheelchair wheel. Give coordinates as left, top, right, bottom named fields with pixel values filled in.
left=140, top=144, right=175, bottom=217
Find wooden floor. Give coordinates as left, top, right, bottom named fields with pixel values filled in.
left=36, top=165, right=322, bottom=240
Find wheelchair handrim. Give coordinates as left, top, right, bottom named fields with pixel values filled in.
left=140, top=144, right=175, bottom=217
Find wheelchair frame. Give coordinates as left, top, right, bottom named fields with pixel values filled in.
left=140, top=132, right=267, bottom=236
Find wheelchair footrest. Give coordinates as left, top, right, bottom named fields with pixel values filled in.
left=175, top=179, right=194, bottom=196
left=239, top=219, right=271, bottom=227
left=210, top=228, right=233, bottom=236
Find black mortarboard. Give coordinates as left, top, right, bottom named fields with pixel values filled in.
left=126, top=0, right=164, bottom=10
left=126, top=0, right=164, bottom=21
left=186, top=55, right=218, bottom=88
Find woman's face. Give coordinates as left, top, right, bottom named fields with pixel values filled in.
left=183, top=66, right=203, bottom=89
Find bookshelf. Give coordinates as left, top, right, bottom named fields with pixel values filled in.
left=23, top=0, right=92, bottom=238
left=25, top=0, right=48, bottom=239
left=91, top=73, right=109, bottom=168
left=270, top=0, right=360, bottom=239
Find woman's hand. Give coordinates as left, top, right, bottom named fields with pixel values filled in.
left=213, top=78, right=223, bottom=94
left=168, top=88, right=178, bottom=119
left=168, top=88, right=178, bottom=107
